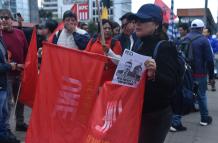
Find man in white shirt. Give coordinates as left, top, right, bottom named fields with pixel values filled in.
left=53, top=10, right=90, bottom=50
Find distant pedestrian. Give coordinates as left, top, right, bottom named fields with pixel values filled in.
left=186, top=19, right=215, bottom=126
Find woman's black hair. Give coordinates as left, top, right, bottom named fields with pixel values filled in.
left=97, top=19, right=113, bottom=33
left=45, top=20, right=58, bottom=33
left=111, top=21, right=120, bottom=29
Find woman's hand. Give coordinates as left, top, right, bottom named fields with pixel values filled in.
left=102, top=44, right=109, bottom=54
left=144, top=58, right=156, bottom=80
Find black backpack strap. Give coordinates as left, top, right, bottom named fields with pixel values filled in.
left=190, top=35, right=202, bottom=42
left=56, top=30, right=62, bottom=39
left=153, top=40, right=166, bottom=59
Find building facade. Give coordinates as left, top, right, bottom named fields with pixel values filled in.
left=42, top=0, right=133, bottom=23
left=0, top=0, right=39, bottom=23
left=89, top=0, right=113, bottom=22
left=41, top=0, right=58, bottom=18
left=113, top=0, right=131, bottom=24
left=177, top=8, right=217, bottom=33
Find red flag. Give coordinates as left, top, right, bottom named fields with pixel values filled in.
left=47, top=4, right=78, bottom=43
left=25, top=43, right=107, bottom=143
left=19, top=28, right=38, bottom=107
left=85, top=79, right=145, bottom=143
left=154, top=0, right=176, bottom=23
left=47, top=22, right=64, bottom=43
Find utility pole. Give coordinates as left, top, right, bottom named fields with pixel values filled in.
left=204, top=0, right=208, bottom=27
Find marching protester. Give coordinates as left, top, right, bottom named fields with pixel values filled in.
left=171, top=19, right=215, bottom=131
left=203, top=27, right=217, bottom=91
left=131, top=4, right=183, bottom=143
left=80, top=22, right=89, bottom=33
left=0, top=20, right=21, bottom=143
left=170, top=23, right=190, bottom=132
left=186, top=19, right=215, bottom=126
left=0, top=9, right=29, bottom=132
left=113, top=12, right=141, bottom=53
left=178, top=23, right=189, bottom=41
left=111, top=21, right=120, bottom=36
left=52, top=10, right=90, bottom=50
left=85, top=19, right=122, bottom=85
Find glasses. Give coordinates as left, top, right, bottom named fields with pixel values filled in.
left=0, top=16, right=10, bottom=20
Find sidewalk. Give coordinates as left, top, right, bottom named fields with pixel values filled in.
left=165, top=81, right=218, bottom=143
left=12, top=81, right=218, bottom=143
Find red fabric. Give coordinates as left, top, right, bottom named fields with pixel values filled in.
left=85, top=37, right=122, bottom=85
left=47, top=22, right=64, bottom=43
left=85, top=78, right=146, bottom=143
left=19, top=28, right=38, bottom=108
left=154, top=0, right=176, bottom=23
left=25, top=43, right=107, bottom=143
left=47, top=4, right=78, bottom=43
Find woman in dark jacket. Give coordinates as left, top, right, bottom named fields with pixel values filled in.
left=132, top=4, right=182, bottom=143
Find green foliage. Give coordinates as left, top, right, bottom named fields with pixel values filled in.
left=88, top=21, right=98, bottom=35
left=39, top=9, right=53, bottom=19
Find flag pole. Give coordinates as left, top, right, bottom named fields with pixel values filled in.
left=12, top=82, right=22, bottom=128
left=96, top=0, right=106, bottom=46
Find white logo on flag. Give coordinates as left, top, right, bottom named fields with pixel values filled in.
left=95, top=100, right=123, bottom=133
left=52, top=76, right=82, bottom=120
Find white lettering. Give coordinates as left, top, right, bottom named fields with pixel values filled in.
left=52, top=76, right=82, bottom=120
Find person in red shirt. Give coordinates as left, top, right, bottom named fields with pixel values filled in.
left=86, top=19, right=122, bottom=85
left=0, top=9, right=28, bottom=132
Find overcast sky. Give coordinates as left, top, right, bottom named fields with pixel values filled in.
left=132, top=0, right=218, bottom=22
left=38, top=0, right=218, bottom=22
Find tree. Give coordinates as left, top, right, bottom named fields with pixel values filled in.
left=88, top=21, right=98, bottom=36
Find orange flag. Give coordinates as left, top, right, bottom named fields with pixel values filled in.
left=47, top=4, right=78, bottom=43
left=19, top=27, right=38, bottom=107
left=25, top=43, right=107, bottom=143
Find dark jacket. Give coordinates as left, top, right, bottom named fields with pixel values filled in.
left=134, top=35, right=181, bottom=113
left=208, top=36, right=218, bottom=54
left=0, top=38, right=12, bottom=90
left=185, top=31, right=214, bottom=79
left=52, top=29, right=90, bottom=50
left=113, top=32, right=142, bottom=53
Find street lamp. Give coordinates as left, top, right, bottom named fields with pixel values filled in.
left=204, top=0, right=208, bottom=26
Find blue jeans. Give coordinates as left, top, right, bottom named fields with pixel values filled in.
left=171, top=114, right=182, bottom=126
left=193, top=77, right=209, bottom=119
left=0, top=90, right=10, bottom=136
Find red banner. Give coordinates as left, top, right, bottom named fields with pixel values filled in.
left=154, top=0, right=176, bottom=23
left=78, top=3, right=89, bottom=20
left=25, top=43, right=107, bottom=143
left=19, top=28, right=38, bottom=107
left=85, top=79, right=145, bottom=143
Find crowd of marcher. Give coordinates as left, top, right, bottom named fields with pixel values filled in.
left=0, top=3, right=218, bottom=143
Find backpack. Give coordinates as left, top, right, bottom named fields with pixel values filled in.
left=153, top=40, right=196, bottom=115
left=175, top=36, right=202, bottom=115
left=153, top=40, right=186, bottom=86
left=178, top=35, right=202, bottom=64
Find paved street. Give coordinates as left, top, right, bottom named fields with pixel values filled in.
left=10, top=80, right=218, bottom=143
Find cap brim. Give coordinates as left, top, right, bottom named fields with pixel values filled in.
left=132, top=13, right=152, bottom=22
